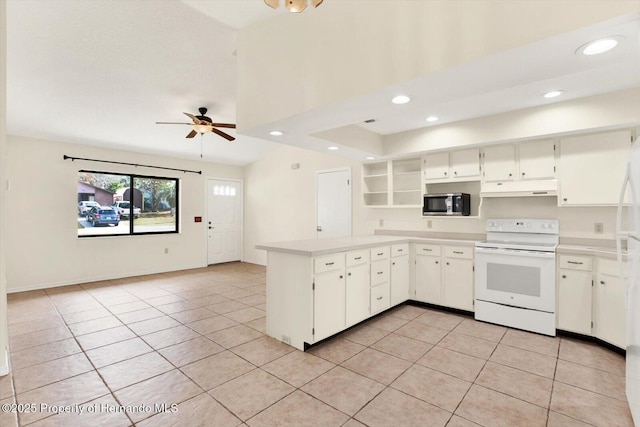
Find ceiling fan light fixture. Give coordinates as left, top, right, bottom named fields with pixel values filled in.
left=264, top=0, right=323, bottom=13
left=270, top=130, right=284, bottom=136
left=426, top=116, right=439, bottom=122
left=543, top=90, right=564, bottom=99
left=193, top=124, right=212, bottom=134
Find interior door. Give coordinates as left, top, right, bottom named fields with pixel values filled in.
left=316, top=168, right=351, bottom=238
left=207, top=179, right=242, bottom=265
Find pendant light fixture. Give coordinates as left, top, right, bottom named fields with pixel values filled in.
left=264, top=0, right=323, bottom=13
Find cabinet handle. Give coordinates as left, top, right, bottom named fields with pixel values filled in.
left=567, top=261, right=583, bottom=265
left=454, top=171, right=457, bottom=175
left=444, top=171, right=447, bottom=176
left=508, top=173, right=512, bottom=177
left=600, top=280, right=605, bottom=285
left=522, top=172, right=526, bottom=176
left=562, top=275, right=566, bottom=279
left=377, top=252, right=384, bottom=256
left=377, top=296, right=383, bottom=300
left=423, top=248, right=432, bottom=252
left=435, top=261, right=439, bottom=264
left=377, top=271, right=383, bottom=275
left=563, top=198, right=568, bottom=202
left=446, top=262, right=450, bottom=265
left=392, top=262, right=396, bottom=266
left=325, top=262, right=334, bottom=266
left=354, top=256, right=362, bottom=260
left=339, top=275, right=343, bottom=279
left=397, top=249, right=403, bottom=252
left=453, top=251, right=463, bottom=254
left=348, top=272, right=352, bottom=276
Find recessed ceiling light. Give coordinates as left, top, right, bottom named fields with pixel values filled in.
left=426, top=116, right=439, bottom=122
left=328, top=146, right=339, bottom=150
left=543, top=90, right=564, bottom=99
left=269, top=130, right=283, bottom=136
left=391, top=95, right=411, bottom=105
left=579, top=37, right=620, bottom=56
left=366, top=156, right=376, bottom=160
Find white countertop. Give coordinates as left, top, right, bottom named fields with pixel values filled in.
left=255, top=235, right=478, bottom=257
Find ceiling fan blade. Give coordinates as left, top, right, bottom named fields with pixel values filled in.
left=156, top=121, right=192, bottom=125
left=211, top=128, right=235, bottom=141
left=183, top=112, right=203, bottom=125
left=211, top=123, right=236, bottom=129
left=186, top=130, right=197, bottom=139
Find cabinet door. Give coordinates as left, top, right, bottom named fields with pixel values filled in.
left=519, top=140, right=555, bottom=180
left=415, top=254, right=441, bottom=304
left=423, top=153, right=449, bottom=180
left=346, top=263, right=370, bottom=327
left=450, top=148, right=480, bottom=179
left=557, top=269, right=592, bottom=335
left=314, top=271, right=346, bottom=342
left=559, top=130, right=631, bottom=205
left=483, top=145, right=516, bottom=182
left=390, top=255, right=410, bottom=306
left=443, top=258, right=474, bottom=311
left=596, top=272, right=626, bottom=348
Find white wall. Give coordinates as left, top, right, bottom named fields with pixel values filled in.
left=237, top=1, right=638, bottom=132
left=0, top=0, right=9, bottom=375
left=243, top=144, right=376, bottom=265
left=5, top=136, right=243, bottom=293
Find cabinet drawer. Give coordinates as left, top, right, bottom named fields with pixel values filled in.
left=558, top=255, right=592, bottom=271
left=371, top=259, right=390, bottom=286
left=391, top=243, right=409, bottom=257
left=414, top=244, right=441, bottom=256
left=370, top=246, right=390, bottom=261
left=371, top=282, right=390, bottom=313
left=314, top=254, right=345, bottom=274
left=598, top=257, right=627, bottom=277
left=346, top=250, right=370, bottom=266
left=444, top=246, right=473, bottom=259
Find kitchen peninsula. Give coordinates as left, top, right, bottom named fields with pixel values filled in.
left=256, top=235, right=478, bottom=350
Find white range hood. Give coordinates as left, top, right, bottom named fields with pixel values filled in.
left=480, top=179, right=558, bottom=198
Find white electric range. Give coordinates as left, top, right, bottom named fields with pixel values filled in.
left=474, top=219, right=558, bottom=336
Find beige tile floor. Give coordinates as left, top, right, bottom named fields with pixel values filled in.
left=0, top=262, right=633, bottom=426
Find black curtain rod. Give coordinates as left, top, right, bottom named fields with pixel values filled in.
left=63, top=155, right=202, bottom=175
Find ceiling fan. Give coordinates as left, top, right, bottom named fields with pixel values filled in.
left=156, top=107, right=236, bottom=141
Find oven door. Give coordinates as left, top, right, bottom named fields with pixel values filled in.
left=474, top=246, right=556, bottom=313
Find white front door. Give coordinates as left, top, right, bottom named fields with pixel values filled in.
left=316, top=168, right=351, bottom=238
left=207, top=179, right=243, bottom=265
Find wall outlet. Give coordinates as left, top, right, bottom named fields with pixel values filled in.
left=281, top=335, right=291, bottom=345
left=426, top=220, right=432, bottom=229
left=164, top=248, right=169, bottom=254
left=594, top=223, right=604, bottom=234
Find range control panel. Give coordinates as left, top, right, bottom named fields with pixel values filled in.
left=485, top=219, right=559, bottom=234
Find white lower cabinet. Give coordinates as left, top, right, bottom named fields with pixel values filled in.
left=556, top=254, right=626, bottom=350
left=391, top=244, right=410, bottom=306
left=370, top=247, right=391, bottom=314
left=557, top=254, right=593, bottom=335
left=313, top=268, right=346, bottom=342
left=346, top=262, right=370, bottom=327
left=415, top=245, right=442, bottom=304
left=595, top=258, right=626, bottom=348
left=414, top=244, right=474, bottom=311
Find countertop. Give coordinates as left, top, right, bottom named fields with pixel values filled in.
left=257, top=233, right=628, bottom=260
left=255, top=235, right=477, bottom=257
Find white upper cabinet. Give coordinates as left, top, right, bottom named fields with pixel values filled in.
left=423, top=152, right=449, bottom=180
left=483, top=145, right=516, bottom=182
left=483, top=140, right=555, bottom=183
left=519, top=140, right=555, bottom=180
left=450, top=149, right=481, bottom=179
left=423, top=149, right=480, bottom=182
left=558, top=130, right=632, bottom=205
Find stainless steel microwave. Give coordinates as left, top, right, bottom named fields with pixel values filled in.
left=423, top=193, right=471, bottom=216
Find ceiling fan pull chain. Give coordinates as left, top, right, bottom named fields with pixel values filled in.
left=200, top=134, right=203, bottom=158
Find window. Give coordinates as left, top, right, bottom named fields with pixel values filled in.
left=77, top=171, right=179, bottom=237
